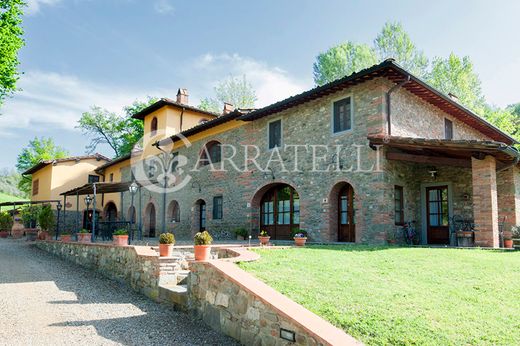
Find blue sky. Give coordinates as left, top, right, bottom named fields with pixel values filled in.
left=1, top=0, right=519, bottom=169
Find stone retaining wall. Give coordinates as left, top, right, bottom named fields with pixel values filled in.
left=189, top=260, right=360, bottom=346
left=35, top=241, right=190, bottom=301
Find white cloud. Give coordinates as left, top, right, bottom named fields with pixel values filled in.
left=153, top=0, right=174, bottom=14
left=0, top=70, right=167, bottom=136
left=189, top=53, right=312, bottom=108
left=25, top=0, right=62, bottom=15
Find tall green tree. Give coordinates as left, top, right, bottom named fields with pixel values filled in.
left=313, top=42, right=377, bottom=86
left=199, top=75, right=257, bottom=113
left=16, top=137, right=69, bottom=193
left=0, top=0, right=25, bottom=107
left=427, top=53, right=486, bottom=112
left=77, top=97, right=157, bottom=157
left=374, top=22, right=428, bottom=78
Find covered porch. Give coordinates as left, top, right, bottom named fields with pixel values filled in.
left=369, top=135, right=520, bottom=248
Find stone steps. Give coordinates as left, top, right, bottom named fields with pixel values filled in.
left=158, top=283, right=188, bottom=310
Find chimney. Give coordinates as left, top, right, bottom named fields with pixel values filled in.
left=223, top=102, right=234, bottom=115
left=176, top=88, right=189, bottom=104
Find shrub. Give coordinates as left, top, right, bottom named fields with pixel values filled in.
left=234, top=228, right=248, bottom=238
left=159, top=232, right=175, bottom=244
left=113, top=229, right=128, bottom=236
left=78, top=229, right=90, bottom=234
left=259, top=230, right=269, bottom=237
left=512, top=226, right=520, bottom=239
left=20, top=205, right=40, bottom=228
left=0, top=211, right=13, bottom=231
left=194, top=231, right=213, bottom=245
left=291, top=228, right=308, bottom=238
left=38, top=204, right=55, bottom=232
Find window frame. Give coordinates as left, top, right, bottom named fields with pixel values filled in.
left=199, top=141, right=222, bottom=167
left=88, top=175, right=100, bottom=184
left=212, top=196, right=223, bottom=220
left=169, top=200, right=180, bottom=223
left=32, top=179, right=39, bottom=196
left=150, top=117, right=158, bottom=136
left=394, top=185, right=404, bottom=226
left=331, top=95, right=353, bottom=135
left=444, top=118, right=453, bottom=140
left=267, top=118, right=283, bottom=150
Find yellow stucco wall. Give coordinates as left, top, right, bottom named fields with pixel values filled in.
left=31, top=158, right=107, bottom=211
left=99, top=158, right=131, bottom=217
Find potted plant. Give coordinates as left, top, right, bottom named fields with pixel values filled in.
left=11, top=216, right=25, bottom=239
left=0, top=211, right=13, bottom=238
left=159, top=232, right=175, bottom=257
left=38, top=204, right=55, bottom=240
left=504, top=234, right=513, bottom=249
left=291, top=229, right=308, bottom=246
left=60, top=232, right=72, bottom=242
left=112, top=229, right=129, bottom=246
left=234, top=228, right=248, bottom=240
left=512, top=226, right=520, bottom=247
left=21, top=205, right=39, bottom=229
left=258, top=230, right=270, bottom=245
left=194, top=230, right=213, bottom=261
left=77, top=229, right=92, bottom=243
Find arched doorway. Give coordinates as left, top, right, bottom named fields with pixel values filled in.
left=104, top=202, right=118, bottom=222
left=260, top=184, right=300, bottom=240
left=144, top=203, right=156, bottom=237
left=337, top=183, right=355, bottom=242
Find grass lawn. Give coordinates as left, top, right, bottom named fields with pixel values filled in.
left=0, top=192, right=24, bottom=204
left=239, top=246, right=520, bottom=345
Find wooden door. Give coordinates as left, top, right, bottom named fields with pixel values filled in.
left=426, top=186, right=449, bottom=244
left=260, top=185, right=300, bottom=240
left=338, top=184, right=355, bottom=242
left=199, top=201, right=206, bottom=232
left=148, top=204, right=156, bottom=237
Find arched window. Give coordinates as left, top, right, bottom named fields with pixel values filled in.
left=260, top=184, right=300, bottom=240
left=168, top=200, right=180, bottom=223
left=199, top=141, right=221, bottom=166
left=150, top=117, right=158, bottom=136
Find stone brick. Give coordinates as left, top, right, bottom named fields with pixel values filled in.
left=472, top=156, right=499, bottom=247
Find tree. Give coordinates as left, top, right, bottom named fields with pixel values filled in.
left=313, top=42, right=377, bottom=86
left=199, top=75, right=257, bottom=113
left=374, top=22, right=428, bottom=78
left=16, top=137, right=69, bottom=194
left=0, top=0, right=25, bottom=108
left=77, top=97, right=157, bottom=157
left=0, top=168, right=25, bottom=197
left=427, top=53, right=486, bottom=112
left=483, top=105, right=520, bottom=144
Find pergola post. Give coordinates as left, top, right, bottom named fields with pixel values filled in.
left=497, top=165, right=520, bottom=237
left=92, top=183, right=97, bottom=242
left=472, top=155, right=499, bottom=247
left=76, top=192, right=80, bottom=236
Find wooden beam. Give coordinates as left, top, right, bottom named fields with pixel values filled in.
left=386, top=152, right=471, bottom=168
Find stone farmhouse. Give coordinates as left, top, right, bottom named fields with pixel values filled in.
left=25, top=59, right=520, bottom=247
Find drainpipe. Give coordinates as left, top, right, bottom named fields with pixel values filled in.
left=179, top=107, right=185, bottom=132
left=386, top=76, right=411, bottom=136
left=497, top=146, right=520, bottom=172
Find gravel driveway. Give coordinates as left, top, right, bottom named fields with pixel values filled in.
left=0, top=239, right=238, bottom=346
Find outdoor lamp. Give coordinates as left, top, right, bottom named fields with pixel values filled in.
left=85, top=195, right=92, bottom=206
left=129, top=181, right=138, bottom=195
left=56, top=201, right=62, bottom=212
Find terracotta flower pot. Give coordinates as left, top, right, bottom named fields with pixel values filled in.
left=159, top=243, right=173, bottom=257
left=61, top=235, right=72, bottom=242
left=11, top=229, right=23, bottom=239
left=113, top=235, right=129, bottom=246
left=258, top=236, right=270, bottom=245
left=194, top=245, right=211, bottom=261
left=504, top=239, right=513, bottom=248
left=0, top=231, right=8, bottom=238
left=387, top=239, right=396, bottom=244
left=294, top=237, right=307, bottom=246
left=77, top=233, right=92, bottom=243
left=38, top=231, right=49, bottom=240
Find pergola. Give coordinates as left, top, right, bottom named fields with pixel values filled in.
left=60, top=181, right=143, bottom=243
